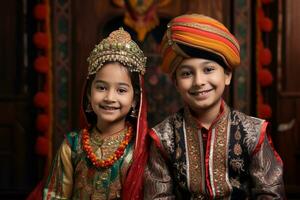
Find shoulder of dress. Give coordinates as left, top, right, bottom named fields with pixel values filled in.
left=152, top=111, right=182, bottom=136
left=64, top=130, right=81, bottom=151
left=150, top=111, right=183, bottom=155
left=231, top=110, right=265, bottom=124
left=231, top=110, right=268, bottom=154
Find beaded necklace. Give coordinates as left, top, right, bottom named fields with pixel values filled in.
left=82, top=123, right=133, bottom=168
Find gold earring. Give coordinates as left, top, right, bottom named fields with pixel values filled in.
left=130, top=105, right=138, bottom=118
left=86, top=103, right=93, bottom=112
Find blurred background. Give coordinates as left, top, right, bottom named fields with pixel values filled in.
left=0, top=0, right=299, bottom=199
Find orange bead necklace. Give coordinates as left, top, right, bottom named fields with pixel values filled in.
left=82, top=123, right=133, bottom=168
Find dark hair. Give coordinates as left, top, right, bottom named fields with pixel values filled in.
left=84, top=61, right=141, bottom=126
left=178, top=44, right=229, bottom=70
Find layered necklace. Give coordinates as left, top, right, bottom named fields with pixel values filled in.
left=82, top=122, right=133, bottom=168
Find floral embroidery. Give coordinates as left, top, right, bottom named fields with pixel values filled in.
left=230, top=158, right=245, bottom=173
left=230, top=177, right=241, bottom=189
left=233, top=143, right=242, bottom=156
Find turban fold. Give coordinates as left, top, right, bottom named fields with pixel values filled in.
left=160, top=14, right=240, bottom=74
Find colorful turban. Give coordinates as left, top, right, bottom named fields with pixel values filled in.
left=160, top=14, right=240, bottom=74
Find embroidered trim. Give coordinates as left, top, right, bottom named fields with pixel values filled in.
left=210, top=106, right=231, bottom=197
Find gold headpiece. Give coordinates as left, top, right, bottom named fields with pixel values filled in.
left=87, top=28, right=147, bottom=76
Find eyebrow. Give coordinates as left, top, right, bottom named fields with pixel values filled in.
left=94, top=80, right=131, bottom=87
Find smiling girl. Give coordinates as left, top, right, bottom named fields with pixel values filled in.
left=43, top=28, right=148, bottom=200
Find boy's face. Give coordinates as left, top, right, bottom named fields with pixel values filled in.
left=175, top=58, right=232, bottom=113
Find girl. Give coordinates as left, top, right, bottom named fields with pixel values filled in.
left=43, top=28, right=148, bottom=200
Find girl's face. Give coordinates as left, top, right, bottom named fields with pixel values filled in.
left=175, top=58, right=232, bottom=115
left=90, top=62, right=134, bottom=126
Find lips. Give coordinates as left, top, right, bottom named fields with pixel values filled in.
left=99, top=105, right=120, bottom=110
left=189, top=89, right=213, bottom=96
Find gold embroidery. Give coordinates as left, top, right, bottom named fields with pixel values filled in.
left=230, top=177, right=241, bottom=189
left=234, top=130, right=241, bottom=141
left=230, top=158, right=245, bottom=173
left=90, top=130, right=126, bottom=160
left=233, top=143, right=242, bottom=156
left=184, top=107, right=204, bottom=194
left=211, top=105, right=231, bottom=197
left=71, top=132, right=126, bottom=199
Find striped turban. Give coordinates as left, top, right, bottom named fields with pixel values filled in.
left=160, top=14, right=240, bottom=74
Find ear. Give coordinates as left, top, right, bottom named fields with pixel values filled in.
left=172, top=72, right=178, bottom=89
left=131, top=99, right=137, bottom=108
left=224, top=70, right=232, bottom=86
left=86, top=88, right=91, bottom=101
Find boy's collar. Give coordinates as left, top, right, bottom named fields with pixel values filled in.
left=184, top=99, right=228, bottom=131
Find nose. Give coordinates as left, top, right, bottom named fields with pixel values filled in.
left=104, top=89, right=116, bottom=102
left=193, top=71, right=206, bottom=87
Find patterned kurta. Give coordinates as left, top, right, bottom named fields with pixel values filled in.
left=144, top=103, right=285, bottom=199
left=43, top=130, right=134, bottom=200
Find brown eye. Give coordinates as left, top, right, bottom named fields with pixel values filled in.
left=117, top=87, right=128, bottom=94
left=180, top=70, right=192, bottom=78
left=203, top=66, right=215, bottom=73
left=95, top=84, right=106, bottom=91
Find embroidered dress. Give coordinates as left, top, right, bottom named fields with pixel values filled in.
left=44, top=130, right=134, bottom=199
left=144, top=101, right=285, bottom=199
left=43, top=28, right=149, bottom=200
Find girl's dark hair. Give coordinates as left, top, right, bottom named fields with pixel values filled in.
left=83, top=62, right=141, bottom=126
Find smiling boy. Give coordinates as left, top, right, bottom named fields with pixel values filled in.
left=144, top=14, right=285, bottom=199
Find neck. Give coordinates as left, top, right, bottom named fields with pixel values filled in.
left=190, top=99, right=222, bottom=129
left=96, top=119, right=127, bottom=137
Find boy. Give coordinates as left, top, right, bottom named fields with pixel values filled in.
left=144, top=14, right=285, bottom=199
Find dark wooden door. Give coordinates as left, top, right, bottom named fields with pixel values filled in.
left=274, top=0, right=300, bottom=199
left=0, top=1, right=38, bottom=199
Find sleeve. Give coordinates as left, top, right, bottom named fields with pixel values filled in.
left=143, top=140, right=175, bottom=200
left=43, top=140, right=74, bottom=200
left=249, top=125, right=285, bottom=200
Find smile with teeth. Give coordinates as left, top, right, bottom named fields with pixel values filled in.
left=100, top=105, right=119, bottom=110
left=190, top=89, right=212, bottom=96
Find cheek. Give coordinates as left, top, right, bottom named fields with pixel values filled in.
left=122, top=93, right=135, bottom=106
left=90, top=91, right=104, bottom=102
left=176, top=79, right=192, bottom=91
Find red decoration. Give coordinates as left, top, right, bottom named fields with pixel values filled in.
left=258, top=103, right=272, bottom=119
left=35, top=136, right=49, bottom=156
left=261, top=0, right=272, bottom=5
left=36, top=114, right=50, bottom=132
left=33, top=92, right=49, bottom=108
left=258, top=69, right=273, bottom=87
left=34, top=56, right=49, bottom=74
left=257, top=8, right=265, bottom=21
left=257, top=94, right=264, bottom=105
left=82, top=123, right=133, bottom=168
left=33, top=4, right=47, bottom=20
left=259, top=17, right=273, bottom=32
left=33, top=32, right=48, bottom=49
left=260, top=48, right=272, bottom=66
